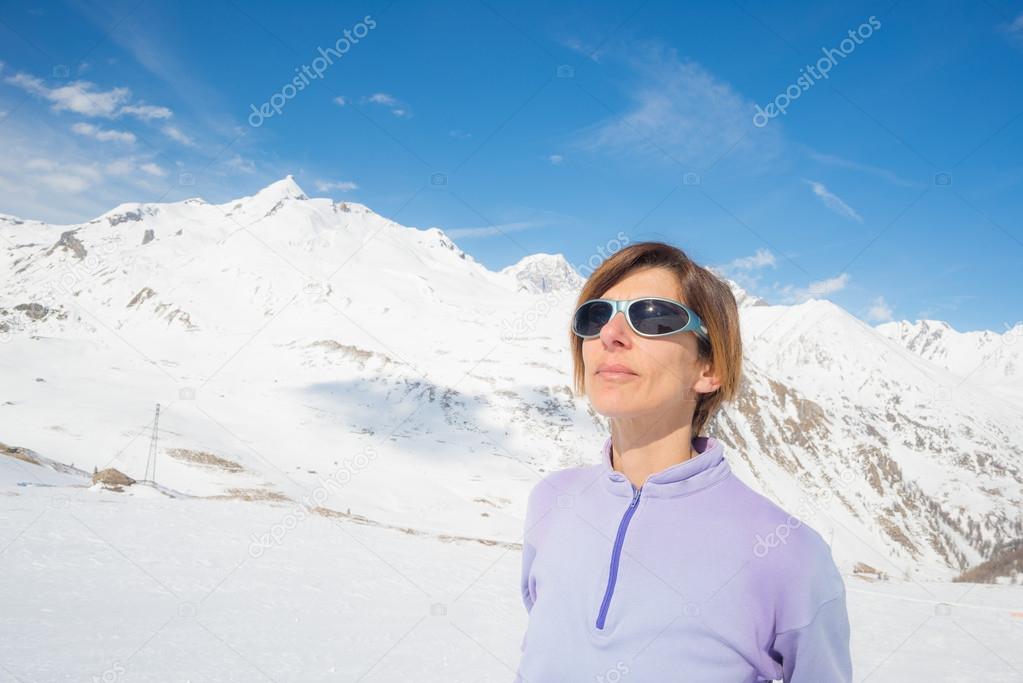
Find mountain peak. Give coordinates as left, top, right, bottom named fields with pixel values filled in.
left=256, top=175, right=307, bottom=201
left=500, top=252, right=584, bottom=294
left=218, top=175, right=309, bottom=218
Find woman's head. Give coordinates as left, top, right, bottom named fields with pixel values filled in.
left=570, top=241, right=742, bottom=436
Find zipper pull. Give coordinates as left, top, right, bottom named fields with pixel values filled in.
left=630, top=488, right=641, bottom=507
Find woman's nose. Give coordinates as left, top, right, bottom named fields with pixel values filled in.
left=599, top=311, right=632, bottom=344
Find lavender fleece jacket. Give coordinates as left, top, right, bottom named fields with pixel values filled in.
left=516, top=435, right=852, bottom=682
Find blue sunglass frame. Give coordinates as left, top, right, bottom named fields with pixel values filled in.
left=572, top=297, right=710, bottom=342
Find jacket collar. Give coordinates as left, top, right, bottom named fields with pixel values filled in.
left=600, top=434, right=732, bottom=499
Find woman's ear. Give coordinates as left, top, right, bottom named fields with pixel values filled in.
left=693, top=360, right=721, bottom=395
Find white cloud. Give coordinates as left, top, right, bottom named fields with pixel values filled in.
left=314, top=180, right=358, bottom=193
left=548, top=154, right=564, bottom=165
left=713, top=249, right=777, bottom=298
left=725, top=248, right=777, bottom=271
left=161, top=125, right=195, bottom=147
left=1005, top=12, right=1023, bottom=43
left=23, top=158, right=103, bottom=194
left=446, top=220, right=538, bottom=238
left=449, top=129, right=472, bottom=139
left=139, top=162, right=166, bottom=177
left=71, top=122, right=136, bottom=144
left=365, top=93, right=396, bottom=106
left=6, top=73, right=129, bottom=117
left=0, top=123, right=169, bottom=219
left=225, top=155, right=256, bottom=174
left=806, top=273, right=850, bottom=297
left=805, top=149, right=923, bottom=188
left=333, top=96, right=346, bottom=107
left=774, top=272, right=850, bottom=304
left=804, top=180, right=863, bottom=222
left=119, top=103, right=173, bottom=120
left=105, top=158, right=136, bottom=175
left=0, top=110, right=244, bottom=223
left=361, top=92, right=411, bottom=118
left=562, top=36, right=604, bottom=62
left=3, top=71, right=174, bottom=123
left=37, top=172, right=92, bottom=193
left=866, top=295, right=893, bottom=322
left=576, top=42, right=782, bottom=170
left=26, top=158, right=58, bottom=171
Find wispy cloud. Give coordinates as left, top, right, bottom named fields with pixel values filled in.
left=805, top=273, right=850, bottom=297
left=333, top=96, right=347, bottom=107
left=119, top=103, right=172, bottom=120
left=774, top=272, right=851, bottom=304
left=724, top=248, right=777, bottom=271
left=805, top=149, right=923, bottom=188
left=1002, top=11, right=1023, bottom=45
left=574, top=42, right=782, bottom=171
left=161, top=125, right=196, bottom=147
left=0, top=110, right=181, bottom=221
left=446, top=220, right=539, bottom=238
left=561, top=36, right=606, bottom=62
left=713, top=248, right=777, bottom=296
left=225, top=155, right=256, bottom=174
left=6, top=72, right=128, bottom=117
left=866, top=295, right=893, bottom=322
left=365, top=93, right=396, bottom=106
left=548, top=154, right=563, bottom=165
left=804, top=180, right=862, bottom=222
left=25, top=158, right=102, bottom=193
left=314, top=180, right=358, bottom=193
left=71, top=122, right=136, bottom=145
left=75, top=9, right=235, bottom=140
left=139, top=162, right=166, bottom=177
left=4, top=71, right=172, bottom=121
left=916, top=294, right=977, bottom=319
left=361, top=92, right=411, bottom=118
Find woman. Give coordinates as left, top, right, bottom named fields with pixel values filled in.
left=516, top=242, right=851, bottom=682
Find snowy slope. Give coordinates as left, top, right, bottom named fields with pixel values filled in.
left=1, top=176, right=1021, bottom=587
left=2, top=482, right=1022, bottom=682
left=877, top=318, right=1023, bottom=405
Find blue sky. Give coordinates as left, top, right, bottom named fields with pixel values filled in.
left=1, top=0, right=1021, bottom=333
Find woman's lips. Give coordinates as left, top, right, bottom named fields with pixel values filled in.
left=598, top=370, right=637, bottom=380
left=597, top=363, right=637, bottom=379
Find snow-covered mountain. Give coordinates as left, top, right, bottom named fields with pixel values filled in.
left=876, top=318, right=1023, bottom=400
left=2, top=176, right=1021, bottom=585
left=499, top=252, right=585, bottom=294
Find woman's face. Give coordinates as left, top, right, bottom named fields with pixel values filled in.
left=582, top=266, right=717, bottom=420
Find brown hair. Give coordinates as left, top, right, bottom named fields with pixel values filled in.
left=569, top=241, right=743, bottom=436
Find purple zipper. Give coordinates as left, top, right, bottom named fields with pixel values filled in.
left=596, top=485, right=642, bottom=629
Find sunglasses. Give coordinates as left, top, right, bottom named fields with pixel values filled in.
left=572, top=297, right=710, bottom=341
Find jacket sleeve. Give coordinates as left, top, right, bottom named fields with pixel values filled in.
left=519, top=483, right=547, bottom=654
left=769, top=591, right=852, bottom=682
left=520, top=482, right=543, bottom=615
left=520, top=540, right=537, bottom=614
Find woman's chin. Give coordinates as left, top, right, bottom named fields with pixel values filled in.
left=589, top=394, right=648, bottom=418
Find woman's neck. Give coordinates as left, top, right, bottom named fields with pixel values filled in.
left=609, top=423, right=699, bottom=490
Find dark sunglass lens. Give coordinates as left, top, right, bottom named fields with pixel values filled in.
left=574, top=301, right=613, bottom=336
left=630, top=300, right=690, bottom=335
